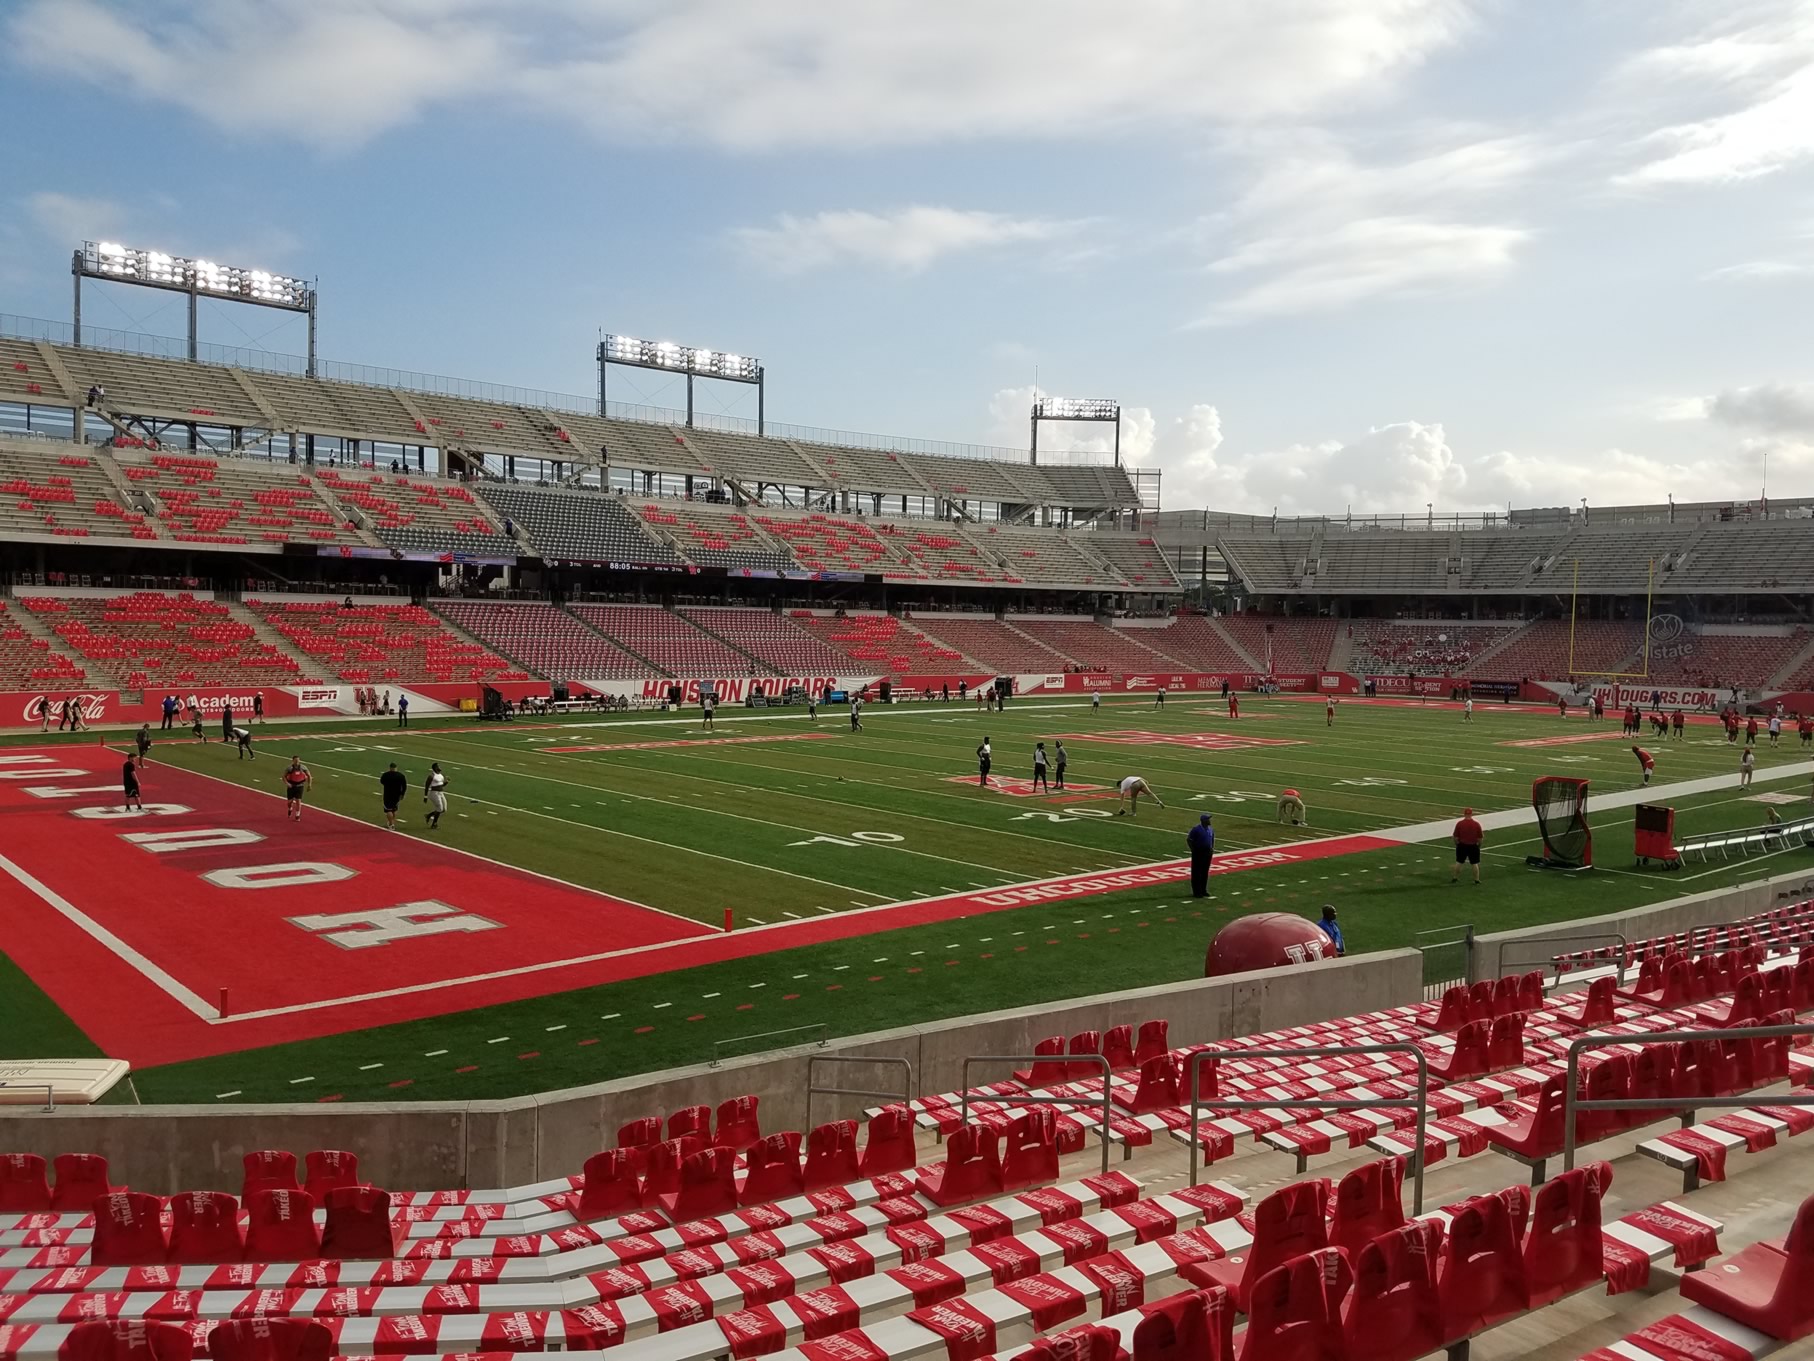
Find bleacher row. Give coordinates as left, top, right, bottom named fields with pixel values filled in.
left=0, top=339, right=1142, bottom=517
left=5, top=900, right=1814, bottom=1361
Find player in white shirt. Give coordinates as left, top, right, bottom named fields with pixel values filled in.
left=1116, top=775, right=1163, bottom=816
left=1463, top=697, right=1473, bottom=722
left=423, top=762, right=449, bottom=830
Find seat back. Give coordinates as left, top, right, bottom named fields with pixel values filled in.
left=168, top=1190, right=243, bottom=1264
left=1489, top=975, right=1519, bottom=1019
left=0, top=1152, right=52, bottom=1213
left=740, top=1131, right=804, bottom=1206
left=320, top=1185, right=395, bottom=1260
left=803, top=1120, right=861, bottom=1192
left=302, top=1150, right=359, bottom=1199
left=1330, top=1157, right=1407, bottom=1259
left=1628, top=1046, right=1675, bottom=1118
left=1579, top=1055, right=1632, bottom=1141
left=860, top=1106, right=918, bottom=1177
left=50, top=1154, right=112, bottom=1212
left=91, top=1191, right=168, bottom=1266
left=1657, top=958, right=1695, bottom=1008
left=205, top=1319, right=333, bottom=1361
left=1134, top=1019, right=1170, bottom=1065
left=1065, top=1030, right=1103, bottom=1081
left=1431, top=986, right=1469, bottom=1033
left=642, top=1134, right=707, bottom=1196
left=1575, top=976, right=1615, bottom=1026
left=241, top=1150, right=299, bottom=1199
left=1000, top=1108, right=1060, bottom=1192
left=666, top=1104, right=711, bottom=1140
left=1101, top=1024, right=1136, bottom=1072
left=920, top=1124, right=1003, bottom=1206
left=58, top=1321, right=194, bottom=1361
left=1487, top=1013, right=1525, bottom=1070
left=1436, top=1021, right=1490, bottom=1080
left=1134, top=1286, right=1234, bottom=1361
left=577, top=1148, right=642, bottom=1220
left=243, top=1188, right=322, bottom=1261
left=1514, top=971, right=1544, bottom=1013
left=1128, top=1054, right=1182, bottom=1114
left=1466, top=979, right=1494, bottom=1022
left=670, top=1146, right=738, bottom=1220
left=1342, top=1219, right=1444, bottom=1361
left=1026, top=1035, right=1067, bottom=1085
left=1437, top=1192, right=1529, bottom=1340
left=714, top=1095, right=762, bottom=1152
left=1524, top=1162, right=1610, bottom=1307
left=1239, top=1249, right=1351, bottom=1361
left=1233, top=1178, right=1332, bottom=1309
left=615, top=1116, right=662, bottom=1175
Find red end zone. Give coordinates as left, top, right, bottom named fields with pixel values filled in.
left=0, top=748, right=710, bottom=1065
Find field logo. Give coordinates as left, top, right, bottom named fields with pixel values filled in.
left=19, top=692, right=109, bottom=723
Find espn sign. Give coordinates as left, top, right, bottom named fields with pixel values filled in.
left=296, top=687, right=342, bottom=710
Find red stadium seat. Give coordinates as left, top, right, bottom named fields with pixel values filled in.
left=205, top=1318, right=334, bottom=1361
left=1015, top=1036, right=1067, bottom=1085
left=50, top=1154, right=115, bottom=1212
left=714, top=1095, right=762, bottom=1152
left=739, top=1132, right=804, bottom=1206
left=1032, top=1327, right=1122, bottom=1361
left=1486, top=1013, right=1525, bottom=1070
left=1485, top=1074, right=1568, bottom=1163
left=1437, top=1189, right=1529, bottom=1340
left=1680, top=1192, right=1814, bottom=1340
left=1490, top=975, right=1519, bottom=1018
left=1428, top=1021, right=1490, bottom=1082
left=1429, top=986, right=1471, bottom=1034
left=1560, top=976, right=1616, bottom=1028
left=1514, top=970, right=1544, bottom=1013
left=1134, top=1286, right=1235, bottom=1361
left=1000, top=1109, right=1060, bottom=1192
left=320, top=1185, right=396, bottom=1259
left=1330, top=1156, right=1408, bottom=1260
left=241, top=1150, right=299, bottom=1198
left=1064, top=1030, right=1103, bottom=1081
left=667, top=1105, right=711, bottom=1140
left=860, top=1107, right=918, bottom=1177
left=168, top=1190, right=244, bottom=1264
left=1123, top=1055, right=1183, bottom=1114
left=1239, top=1248, right=1351, bottom=1361
left=1101, top=1024, right=1136, bottom=1072
left=58, top=1320, right=194, bottom=1361
left=1577, top=1056, right=1632, bottom=1142
left=91, top=1191, right=168, bottom=1266
left=661, top=1146, right=738, bottom=1221
left=616, top=1116, right=663, bottom=1175
left=243, top=1188, right=322, bottom=1261
left=0, top=1151, right=52, bottom=1212
left=642, top=1136, right=707, bottom=1198
left=1184, top=1178, right=1331, bottom=1312
left=1525, top=1163, right=1611, bottom=1307
left=803, top=1121, right=861, bottom=1192
left=915, top=1124, right=1003, bottom=1207
left=1342, top=1220, right=1444, bottom=1361
left=303, top=1150, right=360, bottom=1199
left=1700, top=971, right=1765, bottom=1028
left=577, top=1149, right=644, bottom=1220
left=1134, top=1019, right=1170, bottom=1065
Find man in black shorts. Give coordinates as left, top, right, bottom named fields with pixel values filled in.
left=221, top=703, right=234, bottom=744
left=1451, top=806, right=1484, bottom=884
left=379, top=761, right=408, bottom=830
left=121, top=755, right=143, bottom=812
left=283, top=756, right=311, bottom=822
left=976, top=736, right=992, bottom=787
left=233, top=726, right=255, bottom=759
left=135, top=723, right=152, bottom=764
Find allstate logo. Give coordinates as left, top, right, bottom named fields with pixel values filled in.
left=1649, top=614, right=1685, bottom=644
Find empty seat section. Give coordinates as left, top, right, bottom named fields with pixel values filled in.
left=1216, top=615, right=1337, bottom=673
left=0, top=448, right=155, bottom=541
left=250, top=599, right=521, bottom=683
left=1138, top=617, right=1253, bottom=671
left=474, top=484, right=682, bottom=565
left=314, top=469, right=514, bottom=556
left=573, top=604, right=770, bottom=676
left=912, top=616, right=1073, bottom=672
left=750, top=510, right=911, bottom=575
left=115, top=453, right=364, bottom=546
left=870, top=520, right=1003, bottom=583
left=973, top=525, right=1116, bottom=586
left=1079, top=534, right=1181, bottom=588
left=1471, top=619, right=1641, bottom=681
left=22, top=592, right=305, bottom=688
left=1012, top=618, right=1189, bottom=672
left=795, top=442, right=928, bottom=496
left=791, top=611, right=973, bottom=675
left=633, top=502, right=796, bottom=573
left=0, top=598, right=88, bottom=690
left=678, top=608, right=851, bottom=674
left=433, top=602, right=654, bottom=680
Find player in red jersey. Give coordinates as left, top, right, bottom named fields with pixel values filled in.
left=1631, top=745, right=1655, bottom=785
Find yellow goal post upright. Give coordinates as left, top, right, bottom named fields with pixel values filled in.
left=1567, top=555, right=1658, bottom=681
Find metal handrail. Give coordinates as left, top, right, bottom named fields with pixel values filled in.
left=1184, top=1042, right=1430, bottom=1213
left=0, top=1083, right=55, bottom=1111
left=806, top=1055, right=915, bottom=1131
left=1561, top=1022, right=1814, bottom=1172
left=709, top=1023, right=827, bottom=1067
left=1509, top=931, right=1627, bottom=976
left=960, top=1054, right=1113, bottom=1176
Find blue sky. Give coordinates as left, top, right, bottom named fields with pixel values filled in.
left=3, top=0, right=1813, bottom=514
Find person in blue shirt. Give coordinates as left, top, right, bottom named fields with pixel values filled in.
left=1317, top=904, right=1345, bottom=957
left=1186, top=814, right=1215, bottom=897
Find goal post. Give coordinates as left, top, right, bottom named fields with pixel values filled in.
left=1567, top=555, right=1658, bottom=679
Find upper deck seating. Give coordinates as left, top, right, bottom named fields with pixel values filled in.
left=473, top=485, right=682, bottom=565
left=118, top=454, right=361, bottom=546
left=751, top=511, right=907, bottom=575
left=0, top=449, right=155, bottom=542
left=634, top=503, right=796, bottom=574
left=315, top=470, right=514, bottom=556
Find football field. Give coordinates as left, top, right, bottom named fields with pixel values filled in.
left=3, top=693, right=1810, bottom=1104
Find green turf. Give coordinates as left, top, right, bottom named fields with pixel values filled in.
left=5, top=696, right=1812, bottom=1103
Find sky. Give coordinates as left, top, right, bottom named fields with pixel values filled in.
left=3, top=0, right=1814, bottom=516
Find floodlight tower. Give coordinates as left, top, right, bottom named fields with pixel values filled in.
left=72, top=241, right=318, bottom=375
left=1030, top=395, right=1120, bottom=467
left=597, top=335, right=765, bottom=433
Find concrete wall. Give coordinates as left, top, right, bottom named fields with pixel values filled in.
left=1471, top=864, right=1814, bottom=983
left=0, top=949, right=1422, bottom=1195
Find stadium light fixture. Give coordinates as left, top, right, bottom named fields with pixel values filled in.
left=598, top=333, right=765, bottom=432
left=74, top=240, right=319, bottom=374
left=1029, top=393, right=1122, bottom=468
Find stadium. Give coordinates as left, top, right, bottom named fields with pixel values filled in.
left=5, top=9, right=1814, bottom=1361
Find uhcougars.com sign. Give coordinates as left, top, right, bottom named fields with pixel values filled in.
left=623, top=676, right=866, bottom=703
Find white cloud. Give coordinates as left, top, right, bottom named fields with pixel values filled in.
left=1192, top=132, right=1545, bottom=322
left=1617, top=2, right=1814, bottom=186
left=4, top=0, right=1478, bottom=151
left=1703, top=260, right=1814, bottom=282
left=732, top=207, right=1080, bottom=275
left=23, top=191, right=124, bottom=243
left=1706, top=382, right=1814, bottom=435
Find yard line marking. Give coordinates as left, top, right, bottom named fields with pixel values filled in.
left=215, top=1091, right=241, bottom=1099
left=601, top=1013, right=620, bottom=1020
left=652, top=1001, right=672, bottom=1009
left=748, top=983, right=765, bottom=988
left=487, top=1036, right=509, bottom=1043
left=358, top=1062, right=384, bottom=1071
left=701, top=992, right=720, bottom=999
left=289, top=1076, right=314, bottom=1084
left=783, top=911, right=802, bottom=919
left=424, top=1049, right=448, bottom=1057
left=793, top=973, right=810, bottom=979
left=747, top=916, right=766, bottom=924
left=546, top=1024, right=567, bottom=1031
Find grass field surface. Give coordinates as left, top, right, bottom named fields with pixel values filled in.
left=4, top=694, right=1811, bottom=1104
